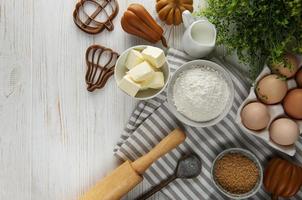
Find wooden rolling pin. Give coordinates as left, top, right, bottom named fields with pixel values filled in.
left=80, top=128, right=186, bottom=200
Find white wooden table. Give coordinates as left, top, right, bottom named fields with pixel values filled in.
left=0, top=0, right=205, bottom=199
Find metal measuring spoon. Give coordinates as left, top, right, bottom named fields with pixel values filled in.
left=135, top=154, right=202, bottom=200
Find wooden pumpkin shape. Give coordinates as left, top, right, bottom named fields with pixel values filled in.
left=121, top=4, right=167, bottom=47
left=263, top=157, right=302, bottom=200
left=156, top=0, right=193, bottom=25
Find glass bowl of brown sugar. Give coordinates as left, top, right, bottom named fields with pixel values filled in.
left=211, top=148, right=263, bottom=199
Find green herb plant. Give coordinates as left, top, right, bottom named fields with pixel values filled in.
left=198, top=0, right=302, bottom=79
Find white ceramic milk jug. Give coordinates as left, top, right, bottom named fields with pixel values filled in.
left=182, top=10, right=216, bottom=58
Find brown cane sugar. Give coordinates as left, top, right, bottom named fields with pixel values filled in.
left=214, top=153, right=259, bottom=194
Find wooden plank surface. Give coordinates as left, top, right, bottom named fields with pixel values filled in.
left=0, top=0, right=33, bottom=199
left=0, top=0, right=203, bottom=199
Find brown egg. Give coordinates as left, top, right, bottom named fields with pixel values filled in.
left=296, top=68, right=302, bottom=87
left=256, top=74, right=288, bottom=104
left=271, top=53, right=299, bottom=78
left=241, top=102, right=270, bottom=131
left=270, top=118, right=299, bottom=146
left=283, top=89, right=302, bottom=119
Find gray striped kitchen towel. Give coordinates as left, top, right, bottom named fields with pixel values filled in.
left=114, top=48, right=302, bottom=200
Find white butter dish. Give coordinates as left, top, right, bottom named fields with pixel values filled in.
left=114, top=45, right=170, bottom=100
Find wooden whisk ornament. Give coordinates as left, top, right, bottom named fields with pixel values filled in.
left=85, top=45, right=119, bottom=92
left=73, top=0, right=119, bottom=34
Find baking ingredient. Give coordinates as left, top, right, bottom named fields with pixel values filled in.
left=118, top=46, right=167, bottom=96
left=156, top=0, right=193, bottom=25
left=214, top=153, right=259, bottom=194
left=125, top=49, right=144, bottom=70
left=283, top=89, right=302, bottom=119
left=269, top=118, right=299, bottom=146
left=141, top=72, right=164, bottom=90
left=199, top=0, right=302, bottom=79
left=80, top=129, right=186, bottom=200
left=256, top=75, right=288, bottom=104
left=296, top=68, right=302, bottom=87
left=263, top=157, right=302, bottom=200
left=173, top=66, right=230, bottom=122
left=118, top=75, right=141, bottom=97
left=142, top=46, right=165, bottom=68
left=127, top=61, right=154, bottom=82
left=121, top=4, right=167, bottom=47
left=271, top=53, right=300, bottom=78
left=241, top=102, right=270, bottom=131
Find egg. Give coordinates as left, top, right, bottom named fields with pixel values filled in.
left=256, top=74, right=288, bottom=104
left=241, top=102, right=270, bottom=131
left=283, top=89, right=302, bottom=119
left=296, top=68, right=302, bottom=87
left=271, top=53, right=299, bottom=78
left=270, top=118, right=299, bottom=146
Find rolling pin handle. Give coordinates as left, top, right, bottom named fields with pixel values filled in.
left=131, top=128, right=186, bottom=175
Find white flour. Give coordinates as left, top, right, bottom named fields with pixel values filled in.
left=173, top=66, right=230, bottom=122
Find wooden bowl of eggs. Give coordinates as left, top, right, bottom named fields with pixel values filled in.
left=236, top=55, right=302, bottom=156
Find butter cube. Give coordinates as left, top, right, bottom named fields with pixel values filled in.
left=140, top=72, right=164, bottom=90
left=142, top=46, right=165, bottom=68
left=125, top=49, right=144, bottom=70
left=140, top=76, right=152, bottom=90
left=127, top=61, right=154, bottom=82
left=118, top=75, right=141, bottom=97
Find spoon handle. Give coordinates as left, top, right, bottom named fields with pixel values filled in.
left=135, top=174, right=177, bottom=200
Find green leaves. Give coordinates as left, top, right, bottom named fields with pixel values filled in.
left=227, top=0, right=239, bottom=14
left=198, top=0, right=302, bottom=80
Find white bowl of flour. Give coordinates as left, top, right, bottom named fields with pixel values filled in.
left=167, top=60, right=234, bottom=127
